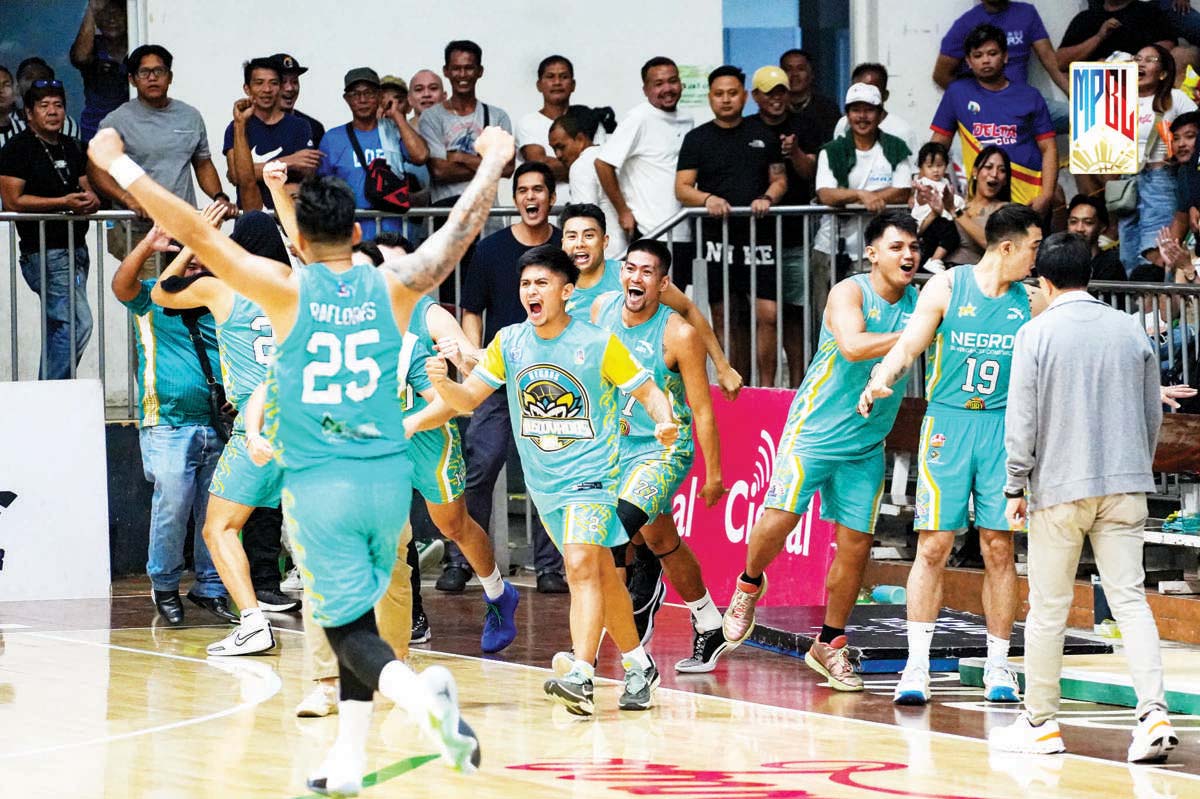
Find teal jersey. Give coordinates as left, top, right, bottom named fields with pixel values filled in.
left=593, top=293, right=693, bottom=460
left=217, top=292, right=274, bottom=432
left=565, top=258, right=622, bottom=316
left=924, top=264, right=1030, bottom=411
left=400, top=295, right=436, bottom=413
left=787, top=274, right=918, bottom=459
left=122, top=279, right=217, bottom=428
left=265, top=262, right=413, bottom=470
left=476, top=317, right=650, bottom=510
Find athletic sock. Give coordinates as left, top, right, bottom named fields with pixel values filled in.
left=818, top=625, right=845, bottom=645
left=377, top=660, right=425, bottom=716
left=569, top=659, right=595, bottom=681
left=986, top=634, right=1010, bottom=670
left=240, top=607, right=265, bottom=626
left=621, top=645, right=651, bottom=671
left=315, top=700, right=371, bottom=784
left=478, top=566, right=505, bottom=601
left=738, top=572, right=763, bottom=588
left=906, top=621, right=936, bottom=671
left=685, top=591, right=723, bottom=633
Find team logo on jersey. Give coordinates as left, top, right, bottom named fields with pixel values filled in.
left=516, top=363, right=594, bottom=452
left=336, top=281, right=353, bottom=299
left=867, top=307, right=881, bottom=321
left=967, top=100, right=981, bottom=114
left=965, top=397, right=987, bottom=411
left=931, top=433, right=945, bottom=448
left=957, top=303, right=976, bottom=317
left=1007, top=307, right=1026, bottom=320
left=619, top=418, right=631, bottom=436
left=574, top=348, right=586, bottom=365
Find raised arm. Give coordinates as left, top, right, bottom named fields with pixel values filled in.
left=148, top=202, right=232, bottom=313
left=403, top=388, right=458, bottom=438
left=380, top=127, right=513, bottom=294
left=90, top=129, right=298, bottom=332
left=426, top=354, right=496, bottom=413
left=670, top=319, right=724, bottom=507
left=426, top=302, right=483, bottom=373
left=858, top=272, right=950, bottom=415
left=262, top=160, right=302, bottom=250
left=229, top=99, right=263, bottom=212
left=112, top=226, right=173, bottom=302
left=661, top=281, right=743, bottom=400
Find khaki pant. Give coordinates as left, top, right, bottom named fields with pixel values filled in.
left=303, top=521, right=414, bottom=682
left=1024, top=493, right=1166, bottom=723
left=106, top=219, right=156, bottom=277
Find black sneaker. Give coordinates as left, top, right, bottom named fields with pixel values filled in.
left=255, top=588, right=301, bottom=613
left=436, top=564, right=470, bottom=593
left=674, top=627, right=730, bottom=674
left=627, top=554, right=663, bottom=611
left=619, top=654, right=660, bottom=711
left=412, top=608, right=432, bottom=644
left=543, top=674, right=595, bottom=716
left=632, top=577, right=666, bottom=646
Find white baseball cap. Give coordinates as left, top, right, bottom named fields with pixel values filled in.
left=844, top=82, right=882, bottom=108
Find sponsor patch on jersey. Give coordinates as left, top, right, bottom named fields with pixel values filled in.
left=965, top=396, right=987, bottom=411
left=516, top=363, right=595, bottom=452
left=928, top=450, right=940, bottom=461
left=957, top=303, right=976, bottom=317
left=931, top=433, right=945, bottom=448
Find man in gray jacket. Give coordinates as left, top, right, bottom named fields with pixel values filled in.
left=990, top=232, right=1177, bottom=763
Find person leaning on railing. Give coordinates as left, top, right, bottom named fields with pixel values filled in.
left=0, top=77, right=98, bottom=380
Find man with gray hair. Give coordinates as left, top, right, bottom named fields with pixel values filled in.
left=990, top=231, right=1178, bottom=763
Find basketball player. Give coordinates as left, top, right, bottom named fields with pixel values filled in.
left=150, top=208, right=296, bottom=657
left=89, top=125, right=511, bottom=794
left=561, top=203, right=740, bottom=638
left=859, top=204, right=1044, bottom=706
left=427, top=244, right=679, bottom=716
left=722, top=210, right=920, bottom=692
left=589, top=238, right=729, bottom=671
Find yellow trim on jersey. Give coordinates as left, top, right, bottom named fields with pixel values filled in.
left=865, top=475, right=885, bottom=535
left=784, top=455, right=806, bottom=511
left=476, top=332, right=507, bottom=387
left=601, top=335, right=648, bottom=390
left=917, top=414, right=941, bottom=529
left=925, top=332, right=945, bottom=398
left=778, top=342, right=837, bottom=455
left=135, top=312, right=160, bottom=426
left=434, top=424, right=455, bottom=503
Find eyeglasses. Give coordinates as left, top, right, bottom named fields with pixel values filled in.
left=31, top=79, right=63, bottom=89
left=135, top=67, right=168, bottom=79
left=344, top=88, right=379, bottom=100
left=1133, top=55, right=1162, bottom=64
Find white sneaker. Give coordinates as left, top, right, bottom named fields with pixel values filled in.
left=983, top=664, right=1021, bottom=702
left=296, top=682, right=339, bottom=718
left=206, top=620, right=275, bottom=656
left=419, top=666, right=481, bottom=773
left=306, top=748, right=364, bottom=797
left=280, top=567, right=303, bottom=593
left=893, top=663, right=931, bottom=706
left=1128, top=708, right=1178, bottom=763
left=924, top=258, right=947, bottom=273
left=988, top=713, right=1066, bottom=755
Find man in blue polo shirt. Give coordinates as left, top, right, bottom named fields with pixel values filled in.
left=221, top=56, right=317, bottom=209
left=930, top=23, right=1056, bottom=213
left=318, top=67, right=429, bottom=239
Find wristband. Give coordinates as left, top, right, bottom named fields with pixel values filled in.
left=756, top=194, right=773, bottom=204
left=1003, top=488, right=1024, bottom=499
left=109, top=155, right=145, bottom=190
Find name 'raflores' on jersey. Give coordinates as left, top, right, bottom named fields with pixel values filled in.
left=308, top=301, right=377, bottom=326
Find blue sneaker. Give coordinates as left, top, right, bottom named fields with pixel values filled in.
left=481, top=581, right=519, bottom=653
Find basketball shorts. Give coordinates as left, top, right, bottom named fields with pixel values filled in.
left=915, top=407, right=1008, bottom=532
left=763, top=448, right=885, bottom=534
left=533, top=496, right=628, bottom=550
left=618, top=447, right=693, bottom=521
left=409, top=422, right=466, bottom=504
left=283, top=454, right=413, bottom=628
left=209, top=432, right=284, bottom=508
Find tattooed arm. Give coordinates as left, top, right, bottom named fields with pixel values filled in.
left=382, top=127, right=515, bottom=295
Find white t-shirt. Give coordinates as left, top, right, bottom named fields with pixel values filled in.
left=569, top=145, right=627, bottom=257
left=833, top=112, right=920, bottom=159
left=596, top=101, right=693, bottom=241
left=814, top=142, right=913, bottom=256
left=517, top=109, right=570, bottom=203
left=1137, top=90, right=1198, bottom=164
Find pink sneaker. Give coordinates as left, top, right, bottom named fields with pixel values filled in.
left=722, top=574, right=768, bottom=646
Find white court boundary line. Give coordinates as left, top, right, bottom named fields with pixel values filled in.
left=0, top=630, right=282, bottom=759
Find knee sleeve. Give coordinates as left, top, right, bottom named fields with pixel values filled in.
left=617, top=500, right=649, bottom=539
left=323, top=609, right=395, bottom=700
left=611, top=543, right=629, bottom=568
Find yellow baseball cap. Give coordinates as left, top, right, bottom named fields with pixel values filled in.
left=380, top=74, right=408, bottom=93
left=752, top=65, right=790, bottom=93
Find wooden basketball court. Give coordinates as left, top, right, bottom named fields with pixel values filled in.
left=1, top=580, right=1197, bottom=799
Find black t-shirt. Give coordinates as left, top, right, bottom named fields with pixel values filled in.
left=1060, top=3, right=1175, bottom=62
left=1090, top=248, right=1126, bottom=282
left=461, top=225, right=563, bottom=345
left=0, top=129, right=89, bottom=253
left=293, top=109, right=326, bottom=147
left=678, top=117, right=784, bottom=253
left=756, top=111, right=824, bottom=245
left=791, top=92, right=840, bottom=150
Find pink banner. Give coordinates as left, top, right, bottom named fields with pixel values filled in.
left=667, top=386, right=836, bottom=607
